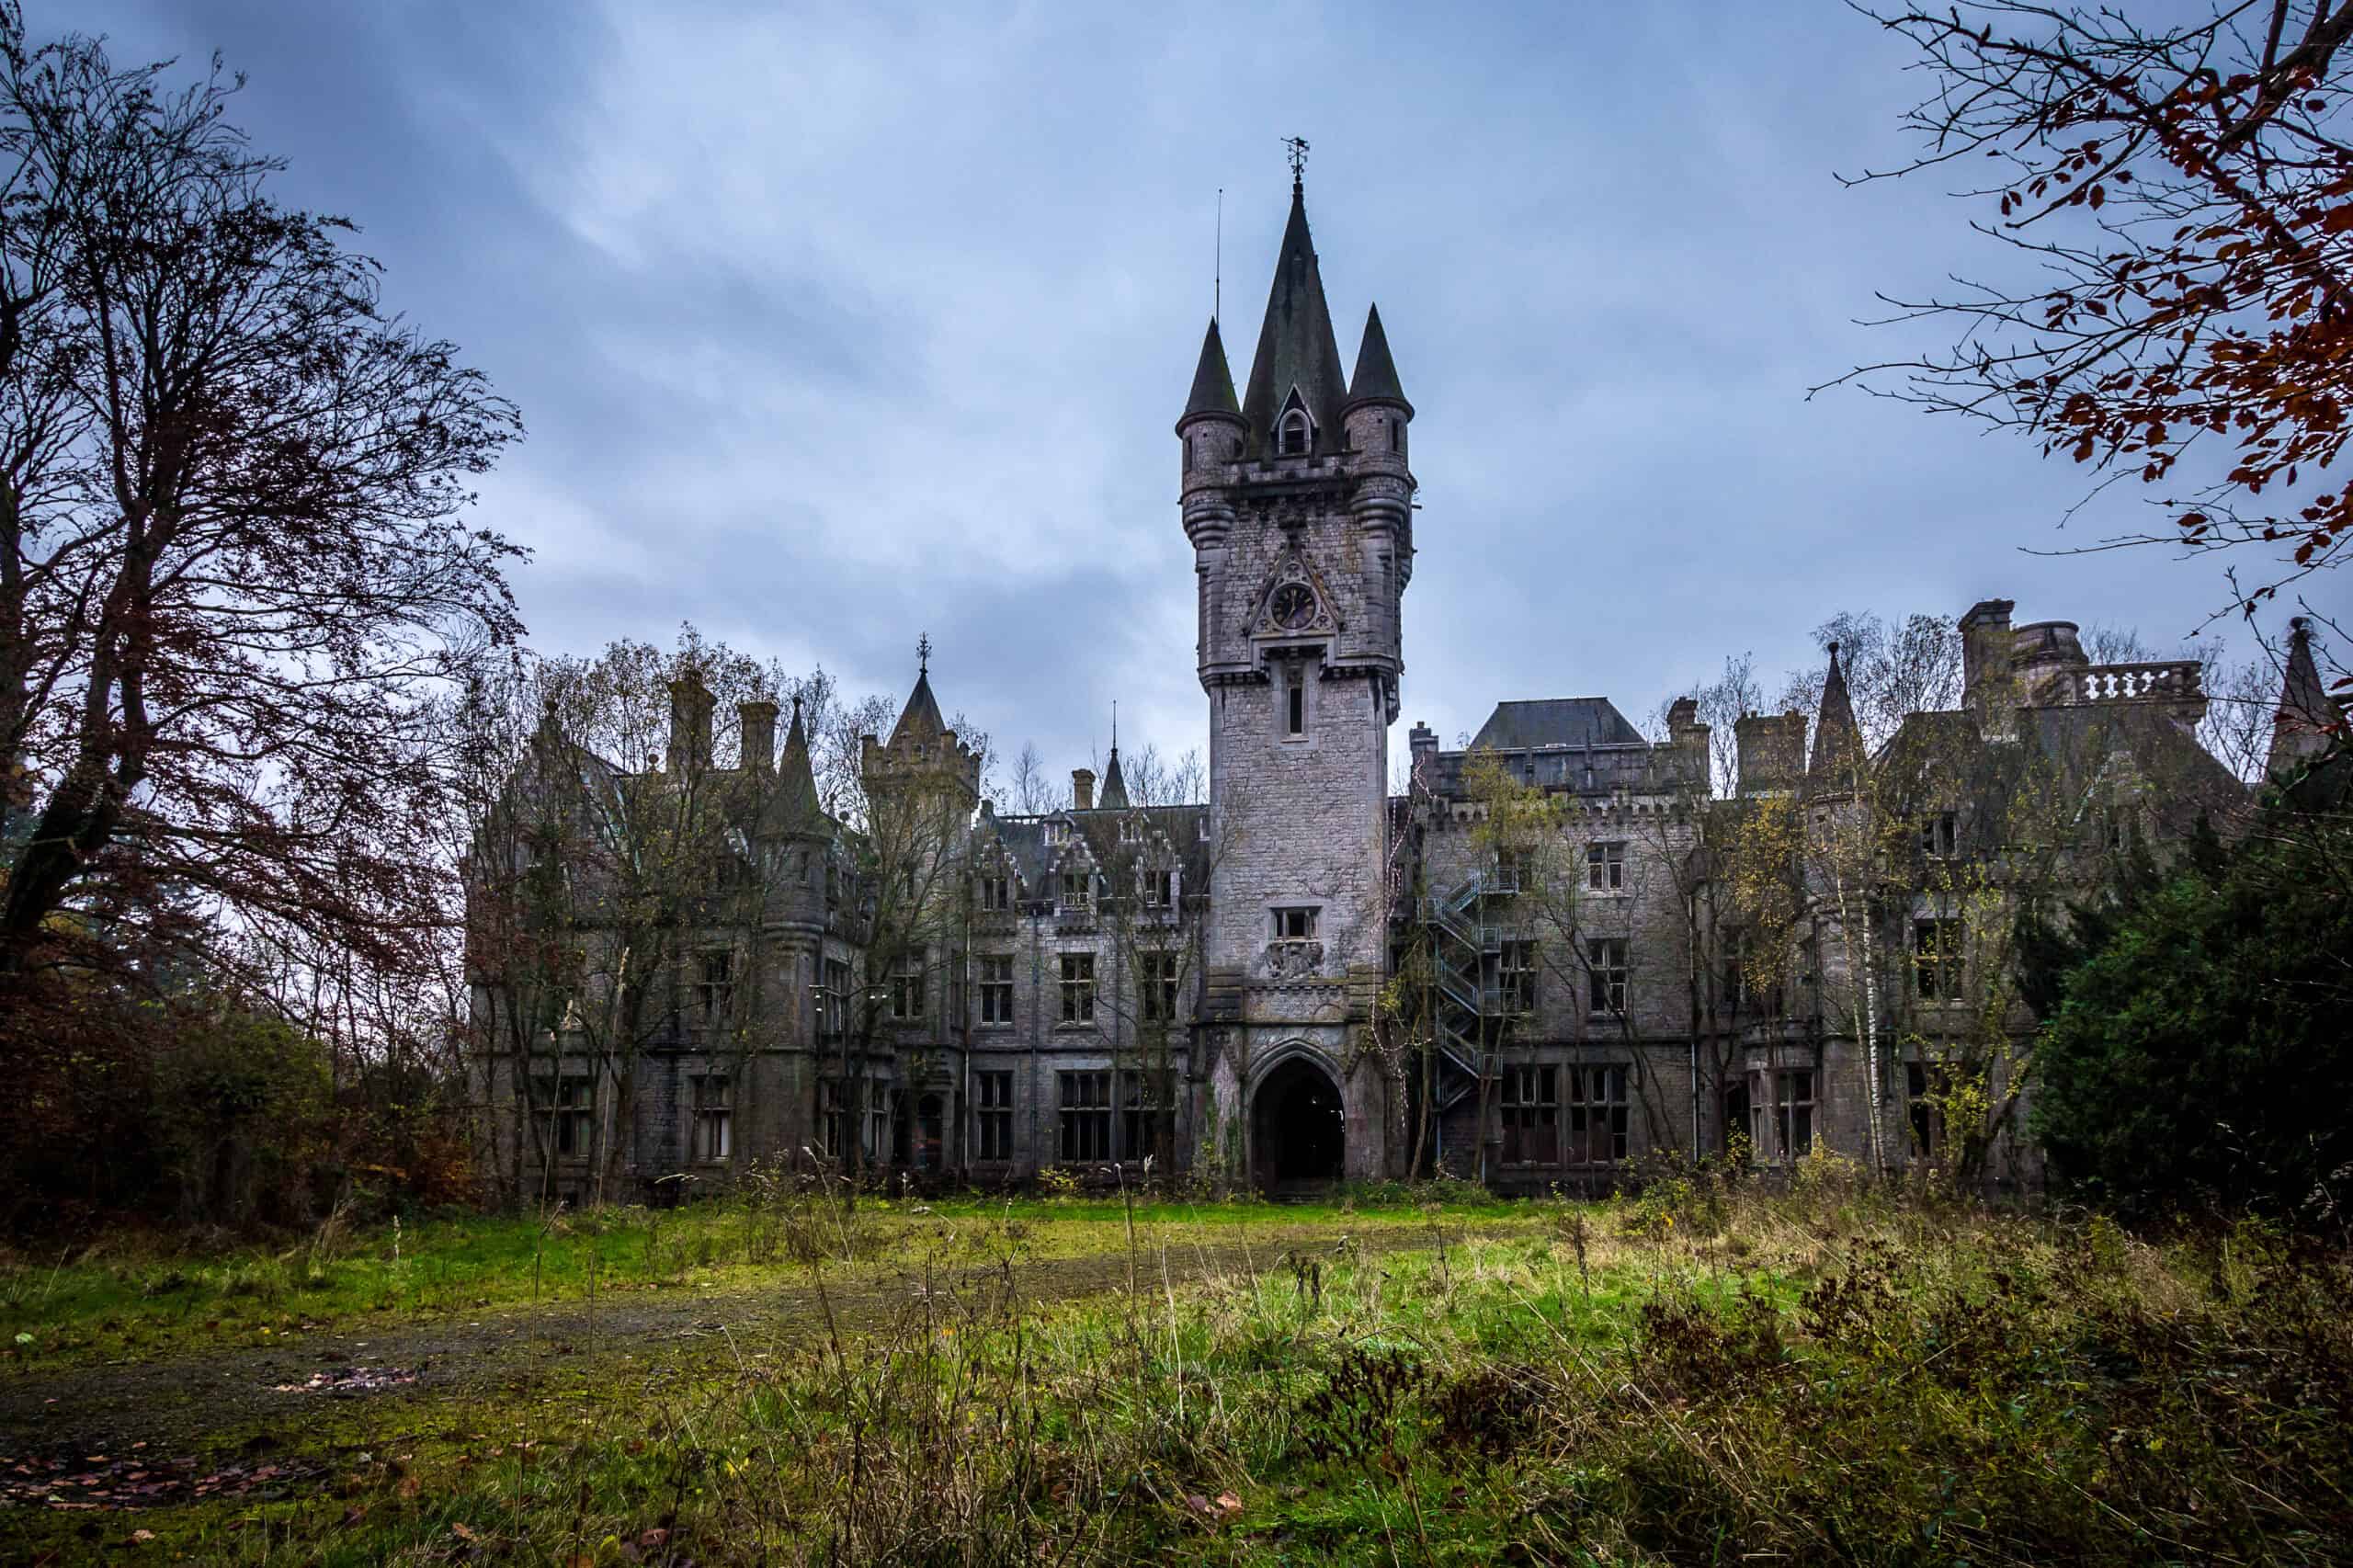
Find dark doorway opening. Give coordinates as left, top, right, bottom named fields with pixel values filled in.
left=1252, top=1057, right=1345, bottom=1197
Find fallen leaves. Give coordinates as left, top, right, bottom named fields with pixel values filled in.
left=270, top=1364, right=418, bottom=1396
left=0, top=1449, right=324, bottom=1511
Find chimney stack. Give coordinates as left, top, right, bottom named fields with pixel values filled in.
left=1408, top=722, right=1438, bottom=790
left=739, top=699, right=779, bottom=771
left=666, top=673, right=715, bottom=774
left=1666, top=697, right=1711, bottom=789
left=1734, top=710, right=1807, bottom=796
left=1071, top=767, right=1096, bottom=812
left=1960, top=599, right=2019, bottom=737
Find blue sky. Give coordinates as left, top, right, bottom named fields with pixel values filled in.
left=63, top=1, right=2344, bottom=782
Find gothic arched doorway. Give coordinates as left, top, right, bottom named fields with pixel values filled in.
left=1251, top=1056, right=1345, bottom=1197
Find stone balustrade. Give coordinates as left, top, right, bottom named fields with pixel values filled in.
left=2070, top=661, right=2203, bottom=704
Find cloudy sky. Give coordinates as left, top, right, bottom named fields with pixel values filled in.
left=63, top=1, right=2344, bottom=786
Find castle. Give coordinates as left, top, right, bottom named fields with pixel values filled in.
left=468, top=174, right=2337, bottom=1204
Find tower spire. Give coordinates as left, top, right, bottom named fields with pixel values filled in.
left=1239, top=160, right=1347, bottom=455
left=1808, top=640, right=1863, bottom=793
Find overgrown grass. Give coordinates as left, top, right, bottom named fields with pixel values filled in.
left=0, top=1181, right=1518, bottom=1366
left=9, top=1166, right=2347, bottom=1564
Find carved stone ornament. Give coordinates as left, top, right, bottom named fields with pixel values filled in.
left=1246, top=546, right=1342, bottom=639
left=1265, top=939, right=1324, bottom=981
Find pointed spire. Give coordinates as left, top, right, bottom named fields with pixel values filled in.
left=775, top=691, right=824, bottom=831
left=1238, top=177, right=1348, bottom=455
left=888, top=637, right=946, bottom=747
left=2268, top=617, right=2341, bottom=780
left=1180, top=316, right=1241, bottom=426
left=1808, top=641, right=1863, bottom=792
left=1099, top=703, right=1130, bottom=811
left=1346, top=302, right=1411, bottom=415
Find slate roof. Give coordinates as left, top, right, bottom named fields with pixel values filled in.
left=1180, top=317, right=1241, bottom=425
left=1807, top=643, right=1863, bottom=791
left=1238, top=179, right=1349, bottom=455
left=978, top=803, right=1211, bottom=904
left=1470, top=698, right=1646, bottom=752
left=1346, top=303, right=1409, bottom=413
left=888, top=667, right=946, bottom=746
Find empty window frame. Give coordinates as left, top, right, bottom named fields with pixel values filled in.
left=1913, top=918, right=1964, bottom=1001
left=1058, top=1070, right=1112, bottom=1161
left=1279, top=409, right=1312, bottom=456
left=1273, top=906, right=1320, bottom=941
left=817, top=1077, right=847, bottom=1159
left=696, top=951, right=734, bottom=1026
left=974, top=1070, right=1015, bottom=1161
left=1586, top=841, right=1627, bottom=892
left=891, top=959, right=926, bottom=1021
left=1586, top=937, right=1629, bottom=1015
left=1565, top=1064, right=1631, bottom=1165
left=1499, top=939, right=1540, bottom=1014
left=1773, top=1069, right=1816, bottom=1160
left=978, top=954, right=1015, bottom=1026
left=1921, top=811, right=1959, bottom=858
left=1286, top=666, right=1306, bottom=736
left=689, top=1074, right=731, bottom=1162
left=1905, top=1062, right=1946, bottom=1163
left=980, top=873, right=1012, bottom=912
left=1500, top=1063, right=1559, bottom=1165
left=545, top=1075, right=597, bottom=1159
left=1059, top=952, right=1097, bottom=1024
left=1122, top=1070, right=1169, bottom=1161
left=821, top=959, right=852, bottom=1036
left=1142, top=949, right=1181, bottom=1022
left=1059, top=869, right=1092, bottom=912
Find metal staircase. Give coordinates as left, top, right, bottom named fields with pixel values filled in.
left=1420, top=872, right=1506, bottom=1109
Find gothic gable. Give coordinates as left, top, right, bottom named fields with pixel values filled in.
left=1243, top=544, right=1345, bottom=641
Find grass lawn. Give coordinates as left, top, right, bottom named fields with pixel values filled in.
left=4, top=1170, right=2349, bottom=1565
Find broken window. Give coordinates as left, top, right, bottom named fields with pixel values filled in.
left=1122, top=1070, right=1170, bottom=1161
left=1921, top=811, right=1959, bottom=858
left=542, top=1074, right=596, bottom=1159
left=1773, top=1069, right=1816, bottom=1160
left=1914, top=918, right=1963, bottom=1001
left=975, top=1071, right=1014, bottom=1161
left=820, top=959, right=852, bottom=1036
left=979, top=955, right=1015, bottom=1026
left=980, top=873, right=1011, bottom=912
left=1142, top=950, right=1181, bottom=1022
left=818, top=1078, right=847, bottom=1159
left=1906, top=1062, right=1946, bottom=1163
left=690, top=1074, right=731, bottom=1163
left=696, top=951, right=734, bottom=1027
left=1273, top=906, right=1319, bottom=940
left=1059, top=952, right=1096, bottom=1024
left=1059, top=869, right=1092, bottom=912
left=1499, top=939, right=1540, bottom=1014
left=1586, top=937, right=1629, bottom=1015
left=1566, top=1065, right=1630, bottom=1165
left=1501, top=1064, right=1559, bottom=1165
left=1586, top=841, right=1626, bottom=892
left=1058, top=1070, right=1111, bottom=1161
left=891, top=958, right=926, bottom=1021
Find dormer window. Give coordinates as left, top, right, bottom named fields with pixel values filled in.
left=1279, top=409, right=1312, bottom=456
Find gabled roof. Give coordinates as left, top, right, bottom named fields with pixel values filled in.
left=1346, top=302, right=1409, bottom=414
left=1470, top=698, right=1646, bottom=752
left=1239, top=178, right=1348, bottom=455
left=1179, top=316, right=1241, bottom=425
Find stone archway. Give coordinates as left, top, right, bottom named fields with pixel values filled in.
left=1250, top=1054, right=1345, bottom=1197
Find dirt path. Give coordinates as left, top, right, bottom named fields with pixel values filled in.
left=0, top=1225, right=1444, bottom=1460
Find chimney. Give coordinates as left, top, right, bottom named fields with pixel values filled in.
left=1666, top=697, right=1711, bottom=788
left=1071, top=767, right=1096, bottom=812
left=739, top=699, right=778, bottom=771
left=1408, top=722, right=1438, bottom=790
left=666, top=673, right=715, bottom=774
left=1734, top=710, right=1807, bottom=796
left=1960, top=599, right=2018, bottom=734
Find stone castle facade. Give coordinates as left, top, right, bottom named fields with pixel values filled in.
left=469, top=176, right=2337, bottom=1204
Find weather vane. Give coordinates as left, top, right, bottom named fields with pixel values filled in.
left=916, top=631, right=931, bottom=676
left=1282, top=135, right=1309, bottom=187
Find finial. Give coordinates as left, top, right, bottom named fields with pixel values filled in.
left=1111, top=699, right=1119, bottom=754
left=1282, top=135, right=1309, bottom=191
left=917, top=631, right=932, bottom=676
left=1827, top=640, right=1840, bottom=658
left=790, top=689, right=802, bottom=720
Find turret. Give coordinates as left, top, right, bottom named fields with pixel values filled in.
left=1341, top=303, right=1411, bottom=463
left=2268, top=616, right=2343, bottom=784
left=1177, top=316, right=1245, bottom=497
left=666, top=671, right=714, bottom=774
left=1806, top=642, right=1863, bottom=795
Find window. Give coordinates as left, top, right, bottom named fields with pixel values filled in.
left=1059, top=869, right=1092, bottom=913
left=1921, top=811, right=1958, bottom=858
left=975, top=1071, right=1014, bottom=1161
left=1286, top=668, right=1305, bottom=735
left=1141, top=865, right=1173, bottom=908
left=1914, top=918, right=1963, bottom=1001
left=1119, top=816, right=1142, bottom=844
left=1723, top=941, right=1782, bottom=1017
left=1773, top=1070, right=1816, bottom=1159
left=821, top=959, right=852, bottom=1036
left=1586, top=937, right=1628, bottom=1015
left=1501, top=1064, right=1558, bottom=1165
left=689, top=1075, right=731, bottom=1162
left=1273, top=906, right=1320, bottom=940
left=1045, top=820, right=1066, bottom=846
left=1389, top=415, right=1402, bottom=454
left=1122, top=1071, right=1169, bottom=1160
left=1586, top=841, right=1626, bottom=892
left=1058, top=1070, right=1112, bottom=1161
left=980, top=873, right=1011, bottom=912
left=891, top=959, right=926, bottom=1021
left=1566, top=1065, right=1630, bottom=1165
left=1279, top=409, right=1312, bottom=456
left=1142, top=950, right=1181, bottom=1022
left=979, top=955, right=1015, bottom=1026
left=1059, top=952, right=1096, bottom=1024
left=818, top=1078, right=847, bottom=1158
left=1499, top=939, right=1540, bottom=1014
left=696, top=951, right=734, bottom=1026
left=1906, top=1062, right=1945, bottom=1162
left=547, top=1075, right=596, bottom=1158
left=1495, top=848, right=1528, bottom=892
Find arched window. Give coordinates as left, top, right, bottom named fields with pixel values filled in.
left=1279, top=410, right=1312, bottom=456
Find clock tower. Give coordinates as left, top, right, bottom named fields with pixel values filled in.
left=1176, top=169, right=1415, bottom=1187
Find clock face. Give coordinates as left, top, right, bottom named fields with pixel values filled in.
left=1271, top=582, right=1316, bottom=630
